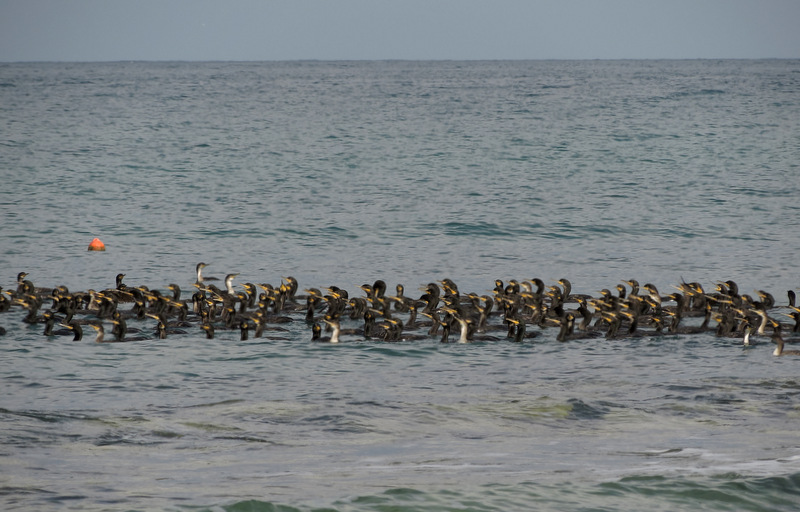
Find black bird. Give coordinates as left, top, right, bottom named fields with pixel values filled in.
left=772, top=322, right=800, bottom=356
left=505, top=316, right=539, bottom=343
left=60, top=320, right=83, bottom=341
left=43, top=311, right=69, bottom=336
left=311, top=317, right=341, bottom=343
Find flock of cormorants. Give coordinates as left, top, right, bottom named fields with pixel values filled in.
left=2, top=264, right=799, bottom=356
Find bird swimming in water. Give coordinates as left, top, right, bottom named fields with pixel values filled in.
left=311, top=316, right=340, bottom=343
left=742, top=323, right=758, bottom=347
left=88, top=323, right=107, bottom=343
left=43, top=311, right=71, bottom=337
left=91, top=322, right=142, bottom=343
left=3, top=269, right=797, bottom=358
left=505, top=316, right=538, bottom=343
left=14, top=271, right=52, bottom=298
left=556, top=313, right=577, bottom=342
left=195, top=263, right=220, bottom=284
left=223, top=273, right=239, bottom=296
left=772, top=332, right=800, bottom=356
left=771, top=321, right=800, bottom=356
left=438, top=307, right=470, bottom=343
left=146, top=313, right=169, bottom=339
left=60, top=320, right=83, bottom=341
left=239, top=320, right=251, bottom=341
left=201, top=323, right=215, bottom=339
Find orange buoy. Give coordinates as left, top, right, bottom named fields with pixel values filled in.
left=88, top=238, right=106, bottom=251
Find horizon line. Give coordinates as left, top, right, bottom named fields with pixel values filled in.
left=3, top=57, right=799, bottom=65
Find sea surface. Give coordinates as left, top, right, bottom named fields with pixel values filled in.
left=1, top=59, right=799, bottom=511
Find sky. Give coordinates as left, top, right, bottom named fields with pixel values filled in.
left=1, top=0, right=799, bottom=62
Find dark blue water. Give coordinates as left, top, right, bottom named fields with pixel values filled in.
left=1, top=60, right=799, bottom=511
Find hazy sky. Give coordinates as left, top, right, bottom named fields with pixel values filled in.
left=1, top=0, right=799, bottom=62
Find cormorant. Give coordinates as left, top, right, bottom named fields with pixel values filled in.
left=772, top=322, right=800, bottom=356
left=195, top=262, right=220, bottom=284
left=315, top=317, right=340, bottom=343
left=60, top=320, right=83, bottom=341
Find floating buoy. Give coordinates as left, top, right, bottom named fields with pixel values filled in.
left=88, top=238, right=106, bottom=251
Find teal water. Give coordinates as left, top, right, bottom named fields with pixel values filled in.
left=1, top=60, right=799, bottom=511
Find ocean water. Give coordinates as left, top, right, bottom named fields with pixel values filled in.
left=1, top=59, right=799, bottom=511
